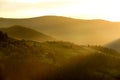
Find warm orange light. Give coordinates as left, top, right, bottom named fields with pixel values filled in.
left=1, top=0, right=120, bottom=21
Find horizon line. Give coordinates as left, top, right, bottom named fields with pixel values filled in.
left=0, top=15, right=118, bottom=22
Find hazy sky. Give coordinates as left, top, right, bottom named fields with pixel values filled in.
left=0, top=0, right=120, bottom=21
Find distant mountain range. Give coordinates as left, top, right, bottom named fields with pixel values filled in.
left=1, top=16, right=120, bottom=80
left=0, top=25, right=55, bottom=42
left=1, top=16, right=120, bottom=45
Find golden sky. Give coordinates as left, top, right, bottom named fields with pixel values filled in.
left=0, top=0, right=120, bottom=21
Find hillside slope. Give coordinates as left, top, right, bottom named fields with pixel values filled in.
left=0, top=32, right=120, bottom=80
left=0, top=25, right=55, bottom=42
left=1, top=16, right=120, bottom=45
left=105, top=39, right=120, bottom=52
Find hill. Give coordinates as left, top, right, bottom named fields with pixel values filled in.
left=0, top=25, right=55, bottom=42
left=0, top=32, right=120, bottom=80
left=105, top=39, right=120, bottom=52
left=1, top=16, right=120, bottom=45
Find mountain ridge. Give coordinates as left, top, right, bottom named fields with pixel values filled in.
left=105, top=39, right=120, bottom=52
left=0, top=15, right=110, bottom=21
left=0, top=15, right=120, bottom=45
left=0, top=25, right=55, bottom=42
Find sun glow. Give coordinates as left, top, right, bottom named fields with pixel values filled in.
left=8, top=0, right=52, bottom=3
left=1, top=0, right=120, bottom=21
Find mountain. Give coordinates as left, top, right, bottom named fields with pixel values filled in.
left=0, top=31, right=120, bottom=80
left=0, top=25, right=55, bottom=42
left=105, top=39, right=120, bottom=52
left=1, top=16, right=120, bottom=45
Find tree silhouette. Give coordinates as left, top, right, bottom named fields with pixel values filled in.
left=0, top=31, right=8, bottom=42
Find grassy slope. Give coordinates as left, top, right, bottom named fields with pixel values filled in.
left=0, top=25, right=55, bottom=42
left=0, top=38, right=120, bottom=80
left=1, top=16, right=120, bottom=45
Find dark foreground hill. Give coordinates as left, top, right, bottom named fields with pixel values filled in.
left=1, top=16, right=120, bottom=45
left=0, top=32, right=120, bottom=80
left=0, top=25, right=55, bottom=42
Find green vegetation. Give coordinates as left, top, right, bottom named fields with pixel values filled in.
left=0, top=31, right=120, bottom=80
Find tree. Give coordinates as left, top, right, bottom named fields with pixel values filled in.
left=0, top=31, right=8, bottom=42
